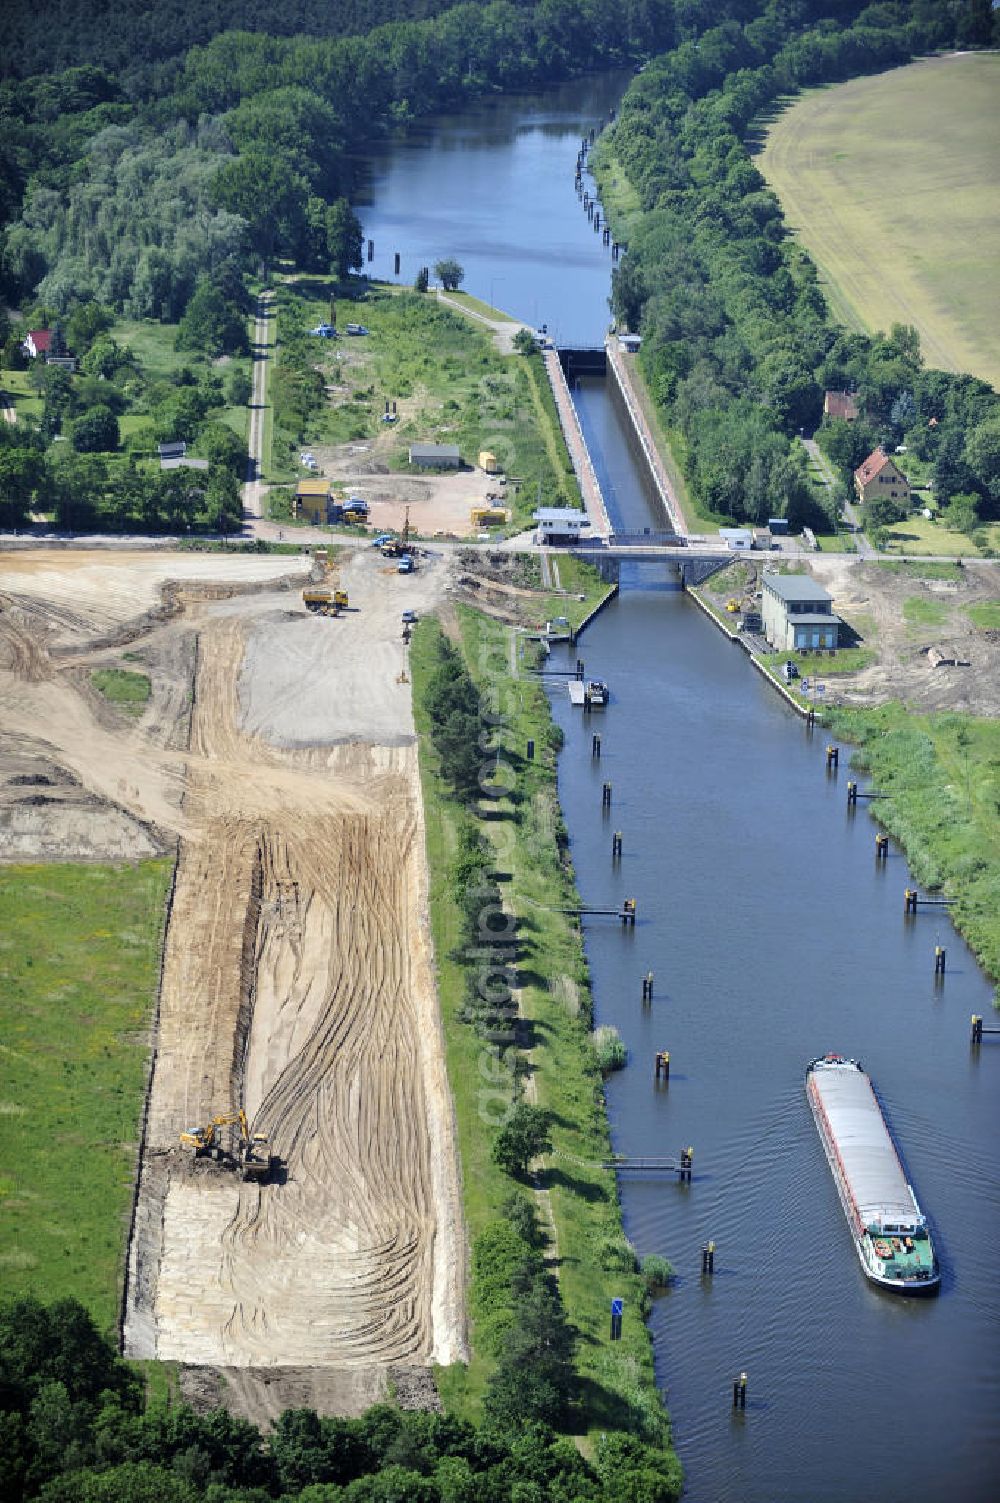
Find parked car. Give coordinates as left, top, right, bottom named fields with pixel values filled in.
left=372, top=533, right=394, bottom=547
left=345, top=323, right=369, bottom=336
left=397, top=555, right=414, bottom=574
left=401, top=609, right=418, bottom=624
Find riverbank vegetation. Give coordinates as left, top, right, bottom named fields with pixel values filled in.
left=411, top=611, right=681, bottom=1488
left=827, top=704, right=1000, bottom=999
left=596, top=1, right=1000, bottom=546
left=0, top=860, right=173, bottom=1330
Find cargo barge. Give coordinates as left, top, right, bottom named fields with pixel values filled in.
left=806, top=1055, right=939, bottom=1293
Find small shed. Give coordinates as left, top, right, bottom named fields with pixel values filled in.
left=295, top=478, right=334, bottom=524
left=534, top=507, right=587, bottom=544
left=158, top=441, right=187, bottom=462
left=768, top=517, right=789, bottom=535
left=719, top=528, right=753, bottom=551
left=618, top=333, right=642, bottom=354
left=409, top=443, right=461, bottom=468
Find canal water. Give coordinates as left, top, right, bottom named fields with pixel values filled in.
left=356, top=73, right=1000, bottom=1503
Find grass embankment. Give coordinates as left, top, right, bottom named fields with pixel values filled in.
left=91, top=668, right=152, bottom=715
left=412, top=608, right=678, bottom=1469
left=755, top=53, right=1000, bottom=391
left=269, top=281, right=579, bottom=531
left=825, top=707, right=1000, bottom=999
left=0, top=860, right=174, bottom=1330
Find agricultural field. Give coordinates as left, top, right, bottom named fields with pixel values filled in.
left=756, top=53, right=1000, bottom=390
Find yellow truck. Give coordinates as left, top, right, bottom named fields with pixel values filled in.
left=478, top=449, right=500, bottom=474
left=302, top=588, right=349, bottom=615
left=471, top=505, right=509, bottom=528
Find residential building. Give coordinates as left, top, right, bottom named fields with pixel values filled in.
left=761, top=573, right=842, bottom=651
left=23, top=329, right=52, bottom=359
left=854, top=448, right=910, bottom=506
left=824, top=390, right=859, bottom=421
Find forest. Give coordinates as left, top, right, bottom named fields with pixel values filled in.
left=0, top=1289, right=680, bottom=1502
left=603, top=0, right=1000, bottom=533
left=0, top=0, right=688, bottom=532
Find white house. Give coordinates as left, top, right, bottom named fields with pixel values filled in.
left=534, top=507, right=587, bottom=544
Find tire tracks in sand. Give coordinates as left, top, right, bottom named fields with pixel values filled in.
left=126, top=600, right=466, bottom=1411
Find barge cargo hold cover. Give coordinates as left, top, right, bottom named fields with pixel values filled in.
left=806, top=1055, right=939, bottom=1293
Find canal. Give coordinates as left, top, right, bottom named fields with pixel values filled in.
left=358, top=72, right=1000, bottom=1503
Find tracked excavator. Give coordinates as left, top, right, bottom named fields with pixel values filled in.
left=179, top=1109, right=273, bottom=1183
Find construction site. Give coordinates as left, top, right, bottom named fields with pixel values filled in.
left=0, top=544, right=465, bottom=1423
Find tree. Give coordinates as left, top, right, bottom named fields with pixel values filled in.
left=492, top=1104, right=551, bottom=1178
left=434, top=258, right=464, bottom=292
left=176, top=279, right=248, bottom=358
left=198, top=422, right=245, bottom=477
left=865, top=493, right=908, bottom=528
left=513, top=328, right=538, bottom=355
left=413, top=266, right=429, bottom=293
left=484, top=1279, right=577, bottom=1429
left=325, top=198, right=364, bottom=279
left=225, top=368, right=252, bottom=406
left=65, top=301, right=113, bottom=355
left=0, top=447, right=45, bottom=526
left=965, top=415, right=1000, bottom=506
left=70, top=405, right=119, bottom=452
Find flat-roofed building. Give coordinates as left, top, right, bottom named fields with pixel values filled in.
left=761, top=573, right=842, bottom=651
left=534, top=507, right=587, bottom=544
left=295, top=478, right=334, bottom=524
left=408, top=443, right=461, bottom=468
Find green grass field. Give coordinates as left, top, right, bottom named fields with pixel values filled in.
left=0, top=860, right=173, bottom=1332
left=756, top=53, right=1000, bottom=389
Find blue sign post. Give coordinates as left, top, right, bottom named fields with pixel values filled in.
left=610, top=1297, right=623, bottom=1342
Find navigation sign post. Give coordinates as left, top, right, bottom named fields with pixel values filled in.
left=610, top=1297, right=623, bottom=1342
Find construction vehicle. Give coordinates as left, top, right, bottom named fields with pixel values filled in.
left=302, top=587, right=346, bottom=615
left=471, top=505, right=508, bottom=528
left=726, top=598, right=741, bottom=613
left=179, top=1109, right=273, bottom=1183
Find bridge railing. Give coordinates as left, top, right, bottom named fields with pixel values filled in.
left=590, top=530, right=688, bottom=548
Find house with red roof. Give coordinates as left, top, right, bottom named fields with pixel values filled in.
left=824, top=390, right=859, bottom=422
left=22, top=329, right=52, bottom=359
left=854, top=447, right=910, bottom=506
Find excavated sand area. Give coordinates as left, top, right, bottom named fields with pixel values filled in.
left=124, top=548, right=466, bottom=1419
left=0, top=545, right=465, bottom=1420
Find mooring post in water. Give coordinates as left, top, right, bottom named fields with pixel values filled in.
left=806, top=705, right=816, bottom=728
left=622, top=897, right=636, bottom=927
left=904, top=887, right=918, bottom=915
left=733, top=1373, right=747, bottom=1410
left=680, top=1146, right=693, bottom=1183
left=655, top=1050, right=670, bottom=1081
left=826, top=744, right=839, bottom=770
left=576, top=658, right=585, bottom=680
left=612, top=831, right=623, bottom=861
left=592, top=733, right=601, bottom=758
left=847, top=780, right=858, bottom=806
left=612, top=241, right=620, bottom=260
left=875, top=833, right=889, bottom=861
left=701, top=1241, right=715, bottom=1276
left=642, top=971, right=654, bottom=1004
left=971, top=1014, right=983, bottom=1044
left=602, top=781, right=612, bottom=808
left=935, top=945, right=946, bottom=976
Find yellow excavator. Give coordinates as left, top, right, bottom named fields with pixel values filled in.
left=179, top=1109, right=273, bottom=1183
